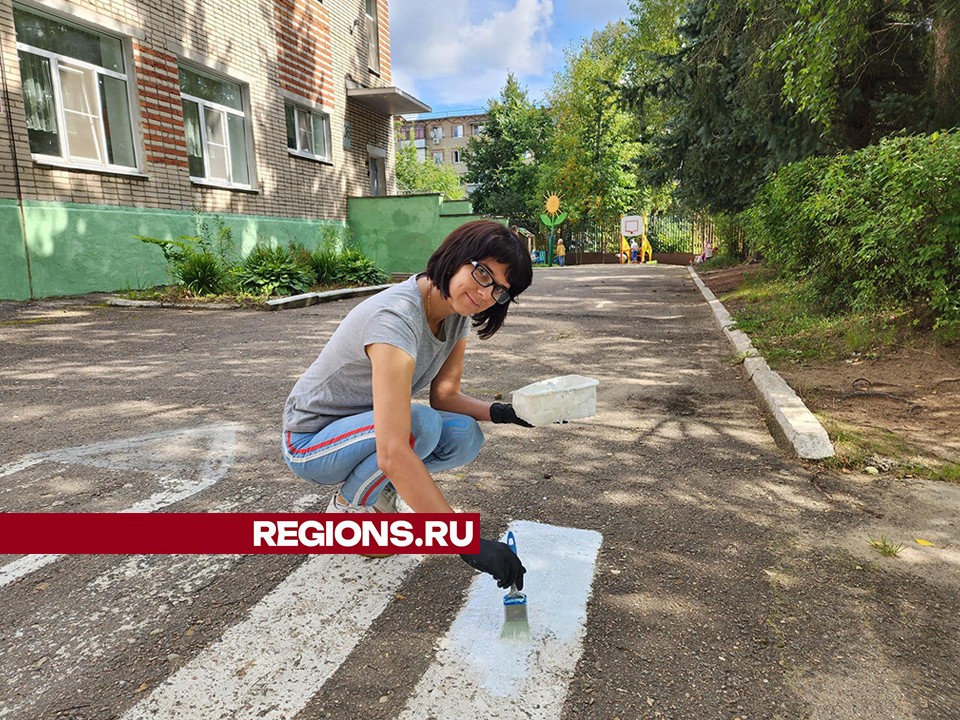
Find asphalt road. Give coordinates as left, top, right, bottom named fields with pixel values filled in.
left=1, top=264, right=957, bottom=720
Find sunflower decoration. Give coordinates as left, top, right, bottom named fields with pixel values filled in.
left=540, top=192, right=567, bottom=229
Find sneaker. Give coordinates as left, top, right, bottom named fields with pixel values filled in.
left=325, top=492, right=391, bottom=558
left=372, top=485, right=413, bottom=513
left=325, top=492, right=377, bottom=513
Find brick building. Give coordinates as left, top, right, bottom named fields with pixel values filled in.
left=0, top=0, right=428, bottom=299
left=396, top=111, right=485, bottom=195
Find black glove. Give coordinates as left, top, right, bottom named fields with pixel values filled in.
left=460, top=538, right=526, bottom=590
left=490, top=402, right=533, bottom=428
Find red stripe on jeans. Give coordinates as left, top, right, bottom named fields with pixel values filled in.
left=285, top=425, right=375, bottom=455
left=360, top=475, right=388, bottom=506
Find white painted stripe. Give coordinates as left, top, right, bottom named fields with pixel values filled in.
left=0, top=424, right=241, bottom=588
left=122, top=553, right=423, bottom=720
left=0, top=457, right=44, bottom=479
left=398, top=520, right=602, bottom=719
left=0, top=554, right=60, bottom=587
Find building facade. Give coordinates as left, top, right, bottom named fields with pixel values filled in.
left=0, top=0, right=427, bottom=299
left=396, top=112, right=485, bottom=194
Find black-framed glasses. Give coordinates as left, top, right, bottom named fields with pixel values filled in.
left=470, top=261, right=511, bottom=305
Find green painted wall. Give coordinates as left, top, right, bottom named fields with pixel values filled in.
left=1, top=194, right=498, bottom=300
left=0, top=200, right=343, bottom=300
left=348, top=193, right=505, bottom=274
left=0, top=200, right=32, bottom=300
left=439, top=200, right=473, bottom=216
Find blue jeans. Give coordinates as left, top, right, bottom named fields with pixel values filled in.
left=282, top=405, right=484, bottom=506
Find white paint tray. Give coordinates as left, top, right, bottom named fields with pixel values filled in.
left=511, top=374, right=600, bottom=427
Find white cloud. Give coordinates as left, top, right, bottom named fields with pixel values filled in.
left=390, top=0, right=555, bottom=108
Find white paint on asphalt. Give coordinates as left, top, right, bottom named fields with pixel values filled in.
left=0, top=456, right=44, bottom=479
left=0, top=554, right=61, bottom=588
left=121, top=553, right=423, bottom=720
left=398, top=520, right=603, bottom=719
left=0, top=423, right=241, bottom=588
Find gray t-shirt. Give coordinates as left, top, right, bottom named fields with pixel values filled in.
left=284, top=275, right=471, bottom=433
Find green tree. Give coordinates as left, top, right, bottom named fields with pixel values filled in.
left=462, top=74, right=553, bottom=223
left=539, top=22, right=644, bottom=226
left=636, top=0, right=826, bottom=212
left=394, top=139, right=465, bottom=199
left=746, top=0, right=958, bottom=147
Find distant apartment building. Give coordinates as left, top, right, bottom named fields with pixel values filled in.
left=0, top=0, right=429, bottom=299
left=396, top=112, right=486, bottom=194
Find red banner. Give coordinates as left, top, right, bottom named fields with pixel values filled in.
left=0, top=513, right=481, bottom=554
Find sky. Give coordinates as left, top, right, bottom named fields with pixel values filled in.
left=389, top=0, right=631, bottom=117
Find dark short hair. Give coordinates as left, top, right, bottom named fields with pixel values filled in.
left=425, top=220, right=533, bottom=339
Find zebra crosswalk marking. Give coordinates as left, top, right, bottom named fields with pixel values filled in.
left=121, top=553, right=423, bottom=720
left=0, top=424, right=241, bottom=588
left=398, top=520, right=603, bottom=718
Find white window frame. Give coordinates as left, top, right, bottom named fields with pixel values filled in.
left=365, top=0, right=380, bottom=74
left=179, top=66, right=253, bottom=190
left=285, top=100, right=332, bottom=163
left=432, top=150, right=443, bottom=165
left=452, top=149, right=462, bottom=163
left=14, top=7, right=140, bottom=174
left=452, top=124, right=463, bottom=138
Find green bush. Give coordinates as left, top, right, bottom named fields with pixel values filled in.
left=743, top=131, right=960, bottom=331
left=136, top=236, right=230, bottom=295
left=136, top=213, right=237, bottom=296
left=308, top=227, right=388, bottom=287
left=233, top=243, right=315, bottom=296
left=136, top=218, right=388, bottom=298
left=176, top=249, right=228, bottom=294
left=336, top=249, right=389, bottom=285
left=309, top=246, right=343, bottom=285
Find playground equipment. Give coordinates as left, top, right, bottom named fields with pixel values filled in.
left=640, top=232, right=653, bottom=263
left=620, top=214, right=653, bottom=263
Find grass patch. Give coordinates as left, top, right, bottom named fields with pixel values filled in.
left=869, top=535, right=904, bottom=557
left=814, top=411, right=960, bottom=483
left=721, top=267, right=959, bottom=484
left=720, top=272, right=907, bottom=366
left=927, top=464, right=960, bottom=484
left=697, top=252, right=744, bottom=270
left=122, top=286, right=270, bottom=309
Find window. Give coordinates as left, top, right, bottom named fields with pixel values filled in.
left=365, top=0, right=380, bottom=73
left=285, top=102, right=331, bottom=162
left=414, top=124, right=425, bottom=140
left=179, top=66, right=251, bottom=187
left=14, top=7, right=137, bottom=170
left=399, top=124, right=411, bottom=140
left=452, top=124, right=463, bottom=138
left=471, top=123, right=484, bottom=135
left=452, top=149, right=462, bottom=163
left=432, top=151, right=443, bottom=164
left=430, top=126, right=443, bottom=144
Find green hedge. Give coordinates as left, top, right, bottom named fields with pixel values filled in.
left=743, top=131, right=960, bottom=331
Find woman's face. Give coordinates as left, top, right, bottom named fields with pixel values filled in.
left=447, top=256, right=511, bottom=316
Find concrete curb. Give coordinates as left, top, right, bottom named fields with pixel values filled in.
left=107, top=283, right=396, bottom=311
left=263, top=283, right=395, bottom=310
left=688, top=266, right=835, bottom=460
left=106, top=298, right=241, bottom=310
